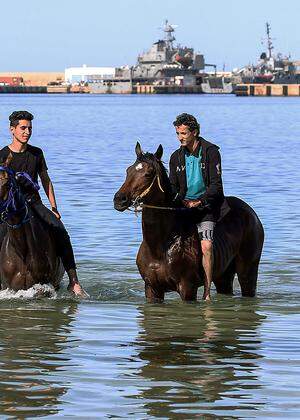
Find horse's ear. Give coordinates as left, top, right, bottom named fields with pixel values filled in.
left=135, top=141, right=143, bottom=157
left=3, top=152, right=13, bottom=167
left=154, top=144, right=163, bottom=160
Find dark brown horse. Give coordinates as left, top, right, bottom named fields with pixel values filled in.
left=114, top=143, right=264, bottom=302
left=0, top=156, right=64, bottom=291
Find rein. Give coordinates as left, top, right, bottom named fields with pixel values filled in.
left=141, top=204, right=178, bottom=210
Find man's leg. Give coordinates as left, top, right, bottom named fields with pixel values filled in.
left=197, top=221, right=215, bottom=301
left=31, top=201, right=87, bottom=296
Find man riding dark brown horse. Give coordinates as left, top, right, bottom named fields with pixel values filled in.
left=0, top=111, right=87, bottom=296
left=114, top=142, right=264, bottom=303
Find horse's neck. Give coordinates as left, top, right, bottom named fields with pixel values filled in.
left=6, top=221, right=29, bottom=254
left=141, top=182, right=176, bottom=243
left=6, top=210, right=53, bottom=264
left=6, top=206, right=33, bottom=252
left=142, top=208, right=176, bottom=255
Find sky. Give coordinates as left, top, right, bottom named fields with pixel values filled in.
left=1, top=0, right=300, bottom=72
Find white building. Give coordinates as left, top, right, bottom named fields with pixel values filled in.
left=65, top=65, right=116, bottom=84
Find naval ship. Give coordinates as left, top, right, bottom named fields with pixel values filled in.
left=89, top=20, right=231, bottom=94
left=233, top=23, right=300, bottom=85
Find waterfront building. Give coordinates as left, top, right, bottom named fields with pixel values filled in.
left=65, top=65, right=116, bottom=84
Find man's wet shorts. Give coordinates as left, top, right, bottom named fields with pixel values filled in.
left=196, top=212, right=216, bottom=242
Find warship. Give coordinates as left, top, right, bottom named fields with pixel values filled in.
left=89, top=20, right=230, bottom=94
left=233, top=23, right=300, bottom=85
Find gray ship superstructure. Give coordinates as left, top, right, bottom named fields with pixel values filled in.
left=128, top=20, right=205, bottom=82
left=89, top=20, right=221, bottom=93
left=234, top=23, right=300, bottom=84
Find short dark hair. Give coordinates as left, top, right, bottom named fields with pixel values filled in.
left=173, top=113, right=200, bottom=135
left=9, top=110, right=34, bottom=127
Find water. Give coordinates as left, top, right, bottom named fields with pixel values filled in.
left=0, top=94, right=299, bottom=418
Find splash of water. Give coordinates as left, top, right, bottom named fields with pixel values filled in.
left=0, top=284, right=57, bottom=300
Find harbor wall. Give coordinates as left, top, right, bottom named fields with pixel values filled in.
left=235, top=83, right=300, bottom=97
left=136, top=85, right=203, bottom=94
left=0, top=86, right=47, bottom=93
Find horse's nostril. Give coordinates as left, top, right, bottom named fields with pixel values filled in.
left=114, top=192, right=128, bottom=204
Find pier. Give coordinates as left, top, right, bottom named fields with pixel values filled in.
left=135, top=85, right=203, bottom=94
left=235, top=83, right=300, bottom=97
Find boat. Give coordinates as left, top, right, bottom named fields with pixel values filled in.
left=233, top=23, right=300, bottom=85
left=89, top=20, right=232, bottom=94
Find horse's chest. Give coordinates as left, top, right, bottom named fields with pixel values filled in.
left=138, top=236, right=197, bottom=286
left=138, top=248, right=167, bottom=280
left=1, top=243, right=55, bottom=286
left=144, top=261, right=166, bottom=279
left=137, top=230, right=200, bottom=292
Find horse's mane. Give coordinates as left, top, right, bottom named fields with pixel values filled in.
left=137, top=153, right=173, bottom=200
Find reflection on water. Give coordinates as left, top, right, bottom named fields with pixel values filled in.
left=132, top=301, right=265, bottom=418
left=0, top=301, right=78, bottom=417
left=0, top=296, right=299, bottom=417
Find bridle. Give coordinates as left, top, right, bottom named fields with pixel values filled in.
left=134, top=175, right=164, bottom=200
left=130, top=173, right=178, bottom=213
left=0, top=166, right=39, bottom=229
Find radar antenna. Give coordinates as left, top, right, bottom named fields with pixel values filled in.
left=262, top=22, right=274, bottom=59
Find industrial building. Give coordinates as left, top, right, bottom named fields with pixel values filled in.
left=65, top=65, right=116, bottom=84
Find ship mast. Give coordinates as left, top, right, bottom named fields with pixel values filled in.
left=265, top=22, right=274, bottom=59
left=163, top=19, right=176, bottom=49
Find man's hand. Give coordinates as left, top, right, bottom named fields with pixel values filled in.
left=68, top=282, right=90, bottom=298
left=51, top=207, right=61, bottom=219
left=182, top=199, right=202, bottom=208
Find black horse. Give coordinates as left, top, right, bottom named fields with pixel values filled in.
left=114, top=143, right=264, bottom=302
left=0, top=159, right=64, bottom=291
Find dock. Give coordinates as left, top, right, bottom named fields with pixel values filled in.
left=135, top=85, right=203, bottom=94
left=235, top=84, right=300, bottom=97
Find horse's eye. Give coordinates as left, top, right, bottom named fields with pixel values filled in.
left=145, top=172, right=154, bottom=178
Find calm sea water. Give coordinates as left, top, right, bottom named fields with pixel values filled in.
left=0, top=94, right=299, bottom=418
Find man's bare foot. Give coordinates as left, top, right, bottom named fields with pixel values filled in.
left=68, top=282, right=89, bottom=298
left=203, top=291, right=211, bottom=301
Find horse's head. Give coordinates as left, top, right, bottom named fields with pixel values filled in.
left=0, top=154, right=39, bottom=228
left=114, top=142, right=167, bottom=211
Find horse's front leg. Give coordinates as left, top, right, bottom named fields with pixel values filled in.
left=145, top=283, right=164, bottom=303
left=178, top=280, right=198, bottom=302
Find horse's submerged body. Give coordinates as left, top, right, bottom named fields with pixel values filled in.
left=0, top=164, right=64, bottom=291
left=0, top=213, right=64, bottom=291
left=137, top=196, right=263, bottom=301
left=114, top=143, right=264, bottom=302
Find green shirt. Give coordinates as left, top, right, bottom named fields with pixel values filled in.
left=184, top=147, right=206, bottom=199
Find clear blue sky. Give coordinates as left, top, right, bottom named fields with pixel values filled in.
left=1, top=0, right=299, bottom=72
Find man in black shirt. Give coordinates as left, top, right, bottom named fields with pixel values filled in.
left=0, top=110, right=87, bottom=297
